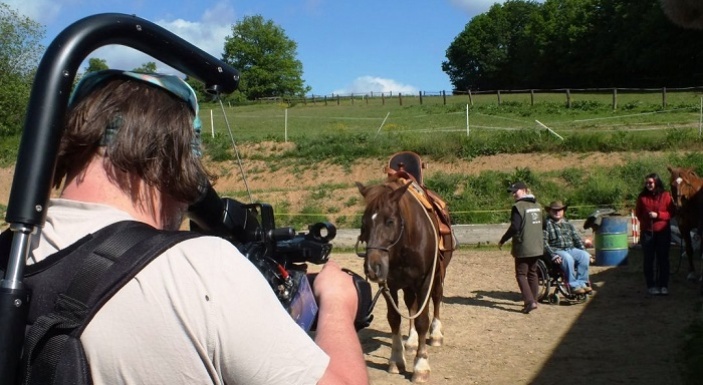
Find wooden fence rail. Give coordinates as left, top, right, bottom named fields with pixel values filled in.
left=261, top=86, right=703, bottom=109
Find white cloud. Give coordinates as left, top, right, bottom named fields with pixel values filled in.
left=4, top=0, right=63, bottom=24
left=332, top=76, right=418, bottom=96
left=83, top=4, right=234, bottom=75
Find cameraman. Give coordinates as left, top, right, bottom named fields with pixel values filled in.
left=28, top=70, right=368, bottom=385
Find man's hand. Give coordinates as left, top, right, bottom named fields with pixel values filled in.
left=552, top=255, right=562, bottom=264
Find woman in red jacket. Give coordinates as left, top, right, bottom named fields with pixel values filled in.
left=635, top=173, right=676, bottom=296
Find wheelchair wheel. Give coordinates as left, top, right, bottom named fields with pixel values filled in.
left=536, top=258, right=550, bottom=302
left=548, top=293, right=560, bottom=305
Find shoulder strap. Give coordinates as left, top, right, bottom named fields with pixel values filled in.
left=22, top=221, right=201, bottom=385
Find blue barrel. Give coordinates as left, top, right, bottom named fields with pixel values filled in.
left=595, top=216, right=629, bottom=266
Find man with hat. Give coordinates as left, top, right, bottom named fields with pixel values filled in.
left=499, top=181, right=544, bottom=314
left=543, top=200, right=592, bottom=294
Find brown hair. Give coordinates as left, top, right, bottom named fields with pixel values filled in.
left=54, top=76, right=212, bottom=203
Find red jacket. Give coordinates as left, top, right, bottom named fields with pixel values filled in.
left=635, top=191, right=675, bottom=232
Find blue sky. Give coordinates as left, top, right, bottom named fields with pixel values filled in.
left=6, top=0, right=510, bottom=95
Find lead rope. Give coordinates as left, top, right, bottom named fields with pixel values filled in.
left=379, top=190, right=440, bottom=321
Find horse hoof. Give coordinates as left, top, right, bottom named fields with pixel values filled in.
left=429, top=336, right=444, bottom=346
left=411, top=370, right=430, bottom=383
left=388, top=361, right=405, bottom=374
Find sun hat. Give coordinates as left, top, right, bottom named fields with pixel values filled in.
left=546, top=200, right=568, bottom=211
left=507, top=181, right=528, bottom=193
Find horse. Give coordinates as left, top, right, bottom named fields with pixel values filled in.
left=667, top=166, right=703, bottom=280
left=355, top=175, right=452, bottom=383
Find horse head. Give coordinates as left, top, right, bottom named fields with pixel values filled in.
left=668, top=165, right=701, bottom=209
left=355, top=179, right=412, bottom=284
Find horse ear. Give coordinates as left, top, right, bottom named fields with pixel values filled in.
left=390, top=181, right=413, bottom=202
left=356, top=181, right=368, bottom=197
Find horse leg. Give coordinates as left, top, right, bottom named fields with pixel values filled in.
left=681, top=224, right=698, bottom=280
left=429, top=265, right=445, bottom=346
left=411, top=292, right=432, bottom=383
left=386, top=290, right=406, bottom=375
left=403, top=289, right=419, bottom=356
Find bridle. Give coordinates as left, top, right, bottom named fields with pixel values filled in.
left=355, top=218, right=405, bottom=258
left=672, top=176, right=694, bottom=209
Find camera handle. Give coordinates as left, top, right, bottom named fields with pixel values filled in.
left=0, top=13, right=239, bottom=384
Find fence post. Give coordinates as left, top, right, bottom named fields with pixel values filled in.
left=566, top=89, right=571, bottom=108
left=336, top=94, right=340, bottom=105
left=497, top=90, right=502, bottom=105
left=324, top=95, right=327, bottom=106
left=351, top=93, right=354, bottom=105
left=468, top=89, right=473, bottom=106
left=662, top=87, right=667, bottom=108
left=530, top=89, right=535, bottom=106
left=399, top=92, right=403, bottom=106
left=382, top=92, right=385, bottom=106
left=612, top=88, right=617, bottom=110
left=443, top=90, right=447, bottom=105
left=419, top=91, right=423, bottom=105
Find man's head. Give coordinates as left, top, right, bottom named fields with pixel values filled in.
left=546, top=201, right=567, bottom=220
left=507, top=181, right=528, bottom=199
left=56, top=70, right=211, bottom=205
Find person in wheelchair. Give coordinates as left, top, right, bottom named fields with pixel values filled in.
left=543, top=201, right=593, bottom=295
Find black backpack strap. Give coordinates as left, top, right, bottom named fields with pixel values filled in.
left=22, top=221, right=201, bottom=385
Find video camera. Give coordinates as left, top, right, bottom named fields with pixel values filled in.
left=186, top=182, right=373, bottom=331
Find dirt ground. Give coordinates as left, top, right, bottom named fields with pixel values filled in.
left=323, top=248, right=702, bottom=385
left=2, top=149, right=701, bottom=384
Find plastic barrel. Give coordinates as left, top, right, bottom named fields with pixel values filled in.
left=595, top=216, right=629, bottom=266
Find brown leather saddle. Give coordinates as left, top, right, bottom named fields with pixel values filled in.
left=385, top=151, right=456, bottom=259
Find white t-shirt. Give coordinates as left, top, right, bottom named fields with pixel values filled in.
left=28, top=198, right=329, bottom=385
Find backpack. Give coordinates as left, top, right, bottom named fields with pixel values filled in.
left=0, top=220, right=201, bottom=385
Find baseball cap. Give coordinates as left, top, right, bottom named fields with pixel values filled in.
left=507, top=181, right=528, bottom=193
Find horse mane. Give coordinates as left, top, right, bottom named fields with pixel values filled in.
left=362, top=175, right=407, bottom=206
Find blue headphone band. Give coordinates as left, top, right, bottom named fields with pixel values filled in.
left=69, top=69, right=202, bottom=156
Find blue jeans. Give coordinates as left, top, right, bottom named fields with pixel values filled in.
left=554, top=248, right=590, bottom=289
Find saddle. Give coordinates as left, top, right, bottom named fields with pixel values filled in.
left=385, top=151, right=456, bottom=257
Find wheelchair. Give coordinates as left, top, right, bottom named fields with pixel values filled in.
left=536, top=254, right=590, bottom=305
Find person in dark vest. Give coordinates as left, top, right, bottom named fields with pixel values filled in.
left=498, top=181, right=544, bottom=314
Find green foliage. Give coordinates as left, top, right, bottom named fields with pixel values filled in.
left=442, top=0, right=703, bottom=90
left=0, top=3, right=44, bottom=136
left=84, top=57, right=109, bottom=73
left=132, top=61, right=157, bottom=73
left=222, top=15, right=310, bottom=100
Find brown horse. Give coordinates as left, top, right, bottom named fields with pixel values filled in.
left=667, top=166, right=703, bottom=280
left=356, top=176, right=451, bottom=383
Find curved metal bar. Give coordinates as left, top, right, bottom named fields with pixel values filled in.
left=7, top=12, right=239, bottom=228
left=1, top=13, right=240, bottom=383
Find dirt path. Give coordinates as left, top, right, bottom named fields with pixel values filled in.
left=321, top=249, right=701, bottom=385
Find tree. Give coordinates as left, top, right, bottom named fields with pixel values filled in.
left=85, top=57, right=109, bottom=73
left=132, top=61, right=157, bottom=73
left=222, top=15, right=310, bottom=100
left=0, top=3, right=44, bottom=135
left=442, top=0, right=541, bottom=90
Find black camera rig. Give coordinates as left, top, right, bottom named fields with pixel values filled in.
left=187, top=183, right=335, bottom=309
left=186, top=183, right=373, bottom=331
